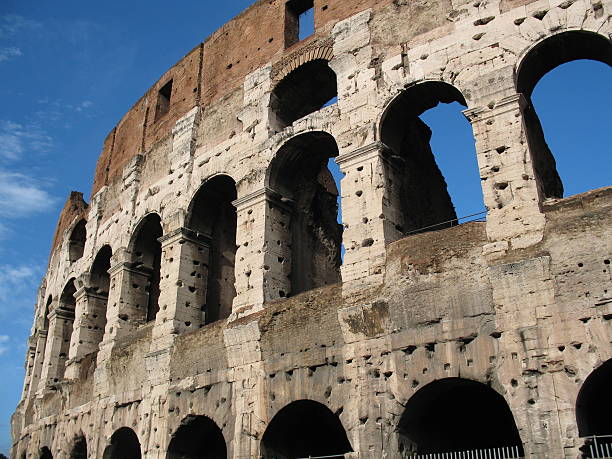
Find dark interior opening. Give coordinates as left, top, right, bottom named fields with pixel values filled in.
left=576, top=359, right=612, bottom=457
left=268, top=131, right=342, bottom=297
left=43, top=295, right=52, bottom=330
left=69, top=219, right=87, bottom=262
left=54, top=279, right=76, bottom=381
left=103, top=427, right=142, bottom=459
left=516, top=31, right=612, bottom=199
left=261, top=400, right=352, bottom=459
left=39, top=447, right=53, bottom=459
left=131, top=214, right=163, bottom=322
left=70, top=436, right=87, bottom=459
left=380, top=82, right=471, bottom=235
left=285, top=0, right=315, bottom=47
left=167, top=415, right=227, bottom=459
left=155, top=79, right=173, bottom=121
left=271, top=59, right=337, bottom=130
left=187, top=175, right=237, bottom=324
left=90, top=245, right=112, bottom=349
left=397, top=378, right=524, bottom=455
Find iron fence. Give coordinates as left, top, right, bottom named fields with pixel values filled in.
left=583, top=435, right=612, bottom=458
left=405, top=445, right=523, bottom=459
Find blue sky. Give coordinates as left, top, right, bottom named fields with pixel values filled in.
left=0, top=0, right=609, bottom=454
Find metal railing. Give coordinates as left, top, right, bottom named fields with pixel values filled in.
left=405, top=445, right=523, bottom=459
left=583, top=435, right=612, bottom=458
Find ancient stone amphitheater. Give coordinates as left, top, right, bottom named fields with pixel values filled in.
left=11, top=0, right=611, bottom=458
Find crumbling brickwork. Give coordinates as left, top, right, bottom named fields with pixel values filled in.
left=11, top=0, right=611, bottom=457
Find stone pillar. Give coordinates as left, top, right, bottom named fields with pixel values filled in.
left=232, top=187, right=292, bottom=318
left=29, top=330, right=47, bottom=396
left=101, top=249, right=149, bottom=345
left=38, top=306, right=74, bottom=387
left=464, top=94, right=546, bottom=251
left=336, top=141, right=404, bottom=292
left=21, top=338, right=36, bottom=398
left=65, top=275, right=109, bottom=379
left=152, top=228, right=210, bottom=342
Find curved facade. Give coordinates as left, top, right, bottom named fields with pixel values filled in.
left=12, top=0, right=611, bottom=457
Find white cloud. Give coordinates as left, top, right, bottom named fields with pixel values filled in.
left=0, top=170, right=56, bottom=218
left=0, top=335, right=9, bottom=356
left=0, top=14, right=41, bottom=38
left=0, top=46, right=22, bottom=63
left=0, top=265, right=35, bottom=305
left=75, top=100, right=93, bottom=112
left=0, top=120, right=53, bottom=161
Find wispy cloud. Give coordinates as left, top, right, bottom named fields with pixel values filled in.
left=0, top=120, right=53, bottom=161
left=0, top=265, right=36, bottom=305
left=0, top=335, right=9, bottom=356
left=0, top=14, right=41, bottom=38
left=0, top=46, right=22, bottom=63
left=0, top=170, right=56, bottom=218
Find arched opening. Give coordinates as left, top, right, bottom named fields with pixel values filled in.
left=69, top=219, right=87, bottom=262
left=45, top=278, right=76, bottom=382
left=43, top=295, right=52, bottom=330
left=261, top=400, right=352, bottom=458
left=103, top=427, right=142, bottom=459
left=89, top=245, right=112, bottom=349
left=167, top=415, right=227, bottom=459
left=380, top=81, right=483, bottom=235
left=270, top=59, right=337, bottom=130
left=267, top=132, right=342, bottom=297
left=187, top=176, right=237, bottom=324
left=516, top=31, right=612, bottom=199
left=397, top=378, right=523, bottom=456
left=69, top=435, right=87, bottom=459
left=39, top=447, right=53, bottom=459
left=130, top=214, right=163, bottom=322
left=576, top=359, right=612, bottom=457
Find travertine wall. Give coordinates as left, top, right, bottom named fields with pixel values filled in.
left=12, top=0, right=611, bottom=457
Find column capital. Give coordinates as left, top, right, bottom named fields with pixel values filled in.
left=48, top=307, right=75, bottom=322
left=463, top=93, right=528, bottom=122
left=336, top=141, right=391, bottom=167
left=232, top=186, right=292, bottom=212
left=158, top=227, right=211, bottom=247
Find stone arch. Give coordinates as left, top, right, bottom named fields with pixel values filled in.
left=266, top=131, right=342, bottom=297
left=129, top=213, right=163, bottom=322
left=103, top=427, right=142, bottom=459
left=69, top=433, right=87, bottom=459
left=42, top=295, right=53, bottom=331
left=68, top=219, right=87, bottom=262
left=379, top=81, right=481, bottom=235
left=261, top=399, right=352, bottom=458
left=576, top=359, right=612, bottom=455
left=397, top=377, right=524, bottom=456
left=515, top=30, right=612, bottom=200
left=270, top=57, right=337, bottom=131
left=166, top=415, right=227, bottom=459
left=86, top=245, right=112, bottom=350
left=41, top=278, right=76, bottom=383
left=39, top=446, right=53, bottom=459
left=186, top=175, right=237, bottom=324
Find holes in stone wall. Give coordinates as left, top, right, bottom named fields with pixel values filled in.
left=267, top=132, right=342, bottom=297
left=261, top=400, right=352, bottom=458
left=516, top=31, right=612, bottom=199
left=187, top=175, right=237, bottom=325
left=155, top=79, right=173, bottom=122
left=68, top=219, right=87, bottom=262
left=270, top=60, right=337, bottom=130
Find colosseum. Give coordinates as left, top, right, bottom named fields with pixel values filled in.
left=10, top=0, right=611, bottom=457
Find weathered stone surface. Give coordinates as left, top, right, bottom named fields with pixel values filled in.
left=11, top=0, right=611, bottom=457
